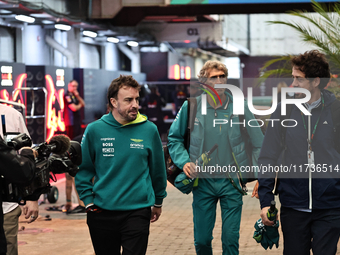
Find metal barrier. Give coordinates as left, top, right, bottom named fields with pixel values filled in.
left=12, top=87, right=47, bottom=142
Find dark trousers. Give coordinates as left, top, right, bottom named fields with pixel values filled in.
left=0, top=200, right=6, bottom=255
left=280, top=206, right=340, bottom=255
left=87, top=207, right=151, bottom=255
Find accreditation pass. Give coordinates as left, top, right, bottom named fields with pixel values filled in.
left=308, top=150, right=314, bottom=169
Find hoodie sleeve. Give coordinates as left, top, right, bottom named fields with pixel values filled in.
left=167, top=101, right=190, bottom=170
left=258, top=105, right=283, bottom=208
left=148, top=125, right=167, bottom=205
left=75, top=125, right=96, bottom=206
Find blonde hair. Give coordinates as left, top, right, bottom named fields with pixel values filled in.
left=198, top=60, right=228, bottom=80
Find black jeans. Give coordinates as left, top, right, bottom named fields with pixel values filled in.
left=87, top=207, right=151, bottom=255
left=280, top=206, right=340, bottom=255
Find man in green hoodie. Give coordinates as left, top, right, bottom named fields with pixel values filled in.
left=168, top=60, right=264, bottom=255
left=75, top=75, right=167, bottom=255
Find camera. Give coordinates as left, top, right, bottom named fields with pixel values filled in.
left=1, top=133, right=82, bottom=203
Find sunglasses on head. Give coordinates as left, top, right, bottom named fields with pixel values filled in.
left=209, top=74, right=226, bottom=79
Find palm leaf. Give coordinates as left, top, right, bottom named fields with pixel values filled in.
left=259, top=0, right=340, bottom=87
left=256, top=56, right=292, bottom=86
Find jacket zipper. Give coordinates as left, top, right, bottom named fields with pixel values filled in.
left=308, top=114, right=312, bottom=210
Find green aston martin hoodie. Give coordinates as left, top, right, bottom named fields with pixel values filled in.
left=75, top=112, right=167, bottom=210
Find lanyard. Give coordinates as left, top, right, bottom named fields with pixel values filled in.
left=300, top=95, right=324, bottom=150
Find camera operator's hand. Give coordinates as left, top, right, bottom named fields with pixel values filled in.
left=19, top=147, right=38, bottom=159
left=22, top=201, right=39, bottom=223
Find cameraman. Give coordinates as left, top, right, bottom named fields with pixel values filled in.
left=0, top=137, right=36, bottom=255
left=0, top=138, right=36, bottom=185
left=0, top=104, right=38, bottom=255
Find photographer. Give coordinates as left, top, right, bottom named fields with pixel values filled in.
left=0, top=103, right=81, bottom=255
left=0, top=104, right=38, bottom=255
left=0, top=139, right=36, bottom=186
left=0, top=137, right=36, bottom=255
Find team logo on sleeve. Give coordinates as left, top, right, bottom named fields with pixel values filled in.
left=65, top=95, right=72, bottom=103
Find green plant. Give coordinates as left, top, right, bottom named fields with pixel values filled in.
left=260, top=0, right=340, bottom=98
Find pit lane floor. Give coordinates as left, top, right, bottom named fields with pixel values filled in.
left=17, top=179, right=336, bottom=255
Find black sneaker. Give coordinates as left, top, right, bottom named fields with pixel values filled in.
left=66, top=205, right=86, bottom=215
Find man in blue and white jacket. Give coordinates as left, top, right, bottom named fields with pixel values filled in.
left=258, top=50, right=340, bottom=255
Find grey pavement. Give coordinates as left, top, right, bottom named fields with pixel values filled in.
left=16, top=178, right=340, bottom=254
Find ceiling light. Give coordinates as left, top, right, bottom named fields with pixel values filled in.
left=209, top=15, right=219, bottom=21
left=30, top=13, right=53, bottom=18
left=0, top=10, right=11, bottom=14
left=55, top=24, right=71, bottom=31
left=226, top=44, right=239, bottom=52
left=42, top=20, right=54, bottom=24
left=83, top=30, right=97, bottom=38
left=127, top=41, right=138, bottom=47
left=15, top=15, right=35, bottom=23
left=107, top=37, right=119, bottom=43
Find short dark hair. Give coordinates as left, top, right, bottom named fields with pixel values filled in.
left=291, top=50, right=330, bottom=89
left=69, top=80, right=78, bottom=84
left=107, top=75, right=141, bottom=110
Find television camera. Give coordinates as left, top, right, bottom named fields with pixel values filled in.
left=1, top=133, right=82, bottom=204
